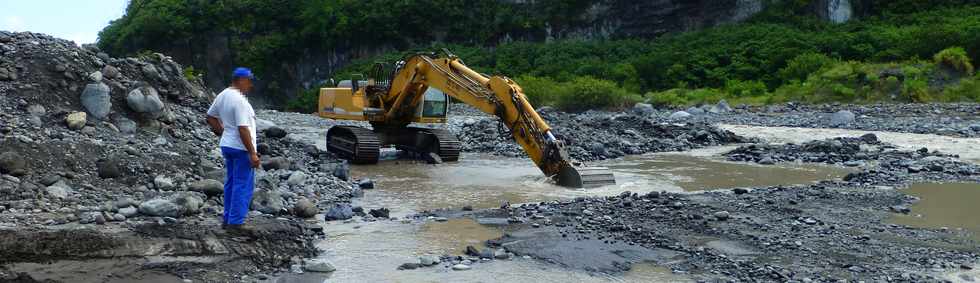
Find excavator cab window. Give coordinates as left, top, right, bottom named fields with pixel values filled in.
left=420, top=88, right=448, bottom=118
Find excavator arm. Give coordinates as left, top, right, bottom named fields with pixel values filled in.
left=378, top=53, right=615, bottom=188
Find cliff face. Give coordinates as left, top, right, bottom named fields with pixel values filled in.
left=150, top=0, right=856, bottom=109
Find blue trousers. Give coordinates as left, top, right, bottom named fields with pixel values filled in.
left=221, top=146, right=255, bottom=225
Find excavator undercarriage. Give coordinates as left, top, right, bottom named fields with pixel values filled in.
left=319, top=51, right=615, bottom=188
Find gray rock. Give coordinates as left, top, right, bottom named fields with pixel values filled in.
left=714, top=211, right=731, bottom=221
left=709, top=100, right=733, bottom=114
left=733, top=188, right=749, bottom=195
left=494, top=249, right=511, bottom=259
left=398, top=263, right=421, bottom=270
left=368, top=208, right=390, bottom=218
left=126, top=86, right=165, bottom=116
left=138, top=199, right=181, bottom=217
left=112, top=213, right=126, bottom=222
left=633, top=103, right=654, bottom=116
left=452, top=264, right=471, bottom=271
left=264, top=127, right=287, bottom=139
left=118, top=206, right=138, bottom=217
left=88, top=71, right=103, bottom=82
left=668, top=111, right=692, bottom=120
left=65, top=112, right=87, bottom=130
left=79, top=212, right=101, bottom=224
left=45, top=181, right=71, bottom=199
left=358, top=178, right=374, bottom=189
left=40, top=175, right=60, bottom=186
left=324, top=203, right=354, bottom=221
left=115, top=118, right=137, bottom=134
left=80, top=83, right=111, bottom=119
left=102, top=65, right=119, bottom=79
left=293, top=198, right=318, bottom=218
left=333, top=162, right=350, bottom=181
left=153, top=175, right=175, bottom=190
left=251, top=189, right=285, bottom=214
left=96, top=157, right=123, bottom=179
left=287, top=171, right=307, bottom=186
left=758, top=156, right=775, bottom=165
left=420, top=255, right=440, bottom=266
left=172, top=192, right=204, bottom=215
left=686, top=107, right=705, bottom=115
left=829, top=110, right=856, bottom=126
left=189, top=179, right=223, bottom=196
left=970, top=124, right=980, bottom=132
left=256, top=119, right=276, bottom=132
left=303, top=259, right=336, bottom=273
left=0, top=152, right=26, bottom=176
left=479, top=248, right=494, bottom=259
left=261, top=157, right=290, bottom=171
left=81, top=126, right=97, bottom=135
left=27, top=104, right=45, bottom=116
left=142, top=64, right=161, bottom=81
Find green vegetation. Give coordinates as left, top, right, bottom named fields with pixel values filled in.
left=100, top=1, right=980, bottom=112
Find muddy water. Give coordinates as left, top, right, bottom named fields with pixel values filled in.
left=720, top=124, right=980, bottom=163
left=351, top=152, right=851, bottom=216
left=603, top=153, right=853, bottom=192
left=891, top=182, right=980, bottom=240
left=283, top=150, right=853, bottom=282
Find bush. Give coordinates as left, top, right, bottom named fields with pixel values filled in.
left=515, top=75, right=564, bottom=107
left=285, top=85, right=324, bottom=113
left=556, top=76, right=638, bottom=112
left=934, top=47, right=975, bottom=75
left=779, top=52, right=836, bottom=82
left=724, top=80, right=768, bottom=97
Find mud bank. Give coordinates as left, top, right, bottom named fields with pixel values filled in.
left=0, top=217, right=321, bottom=282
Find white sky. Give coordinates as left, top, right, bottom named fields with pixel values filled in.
left=0, top=0, right=129, bottom=44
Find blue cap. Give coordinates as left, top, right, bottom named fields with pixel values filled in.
left=232, top=67, right=254, bottom=80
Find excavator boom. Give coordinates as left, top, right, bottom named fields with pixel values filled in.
left=320, top=52, right=615, bottom=188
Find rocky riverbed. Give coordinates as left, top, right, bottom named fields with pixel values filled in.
left=0, top=32, right=356, bottom=282
left=3, top=31, right=980, bottom=282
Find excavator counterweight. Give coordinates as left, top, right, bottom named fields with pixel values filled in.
left=318, top=52, right=615, bottom=188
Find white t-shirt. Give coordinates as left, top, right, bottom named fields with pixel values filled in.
left=207, top=87, right=257, bottom=151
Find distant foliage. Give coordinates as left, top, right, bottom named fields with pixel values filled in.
left=934, top=47, right=975, bottom=75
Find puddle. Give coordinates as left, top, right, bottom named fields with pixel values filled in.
left=890, top=182, right=980, bottom=240
left=602, top=154, right=853, bottom=192
left=720, top=124, right=980, bottom=164
left=290, top=218, right=681, bottom=283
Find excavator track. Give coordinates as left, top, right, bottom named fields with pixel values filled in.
left=326, top=126, right=381, bottom=164
left=412, top=127, right=461, bottom=162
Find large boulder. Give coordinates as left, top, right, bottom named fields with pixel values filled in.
left=632, top=103, right=654, bottom=116
left=251, top=189, right=285, bottom=214
left=153, top=175, right=175, bottom=190
left=709, top=100, right=733, bottom=114
left=102, top=65, right=120, bottom=79
left=286, top=171, right=307, bottom=186
left=80, top=83, right=111, bottom=119
left=668, top=111, right=693, bottom=120
left=138, top=199, right=182, bottom=217
left=114, top=117, right=137, bottom=134
left=96, top=157, right=123, bottom=179
left=324, top=203, right=353, bottom=221
left=126, top=86, right=165, bottom=117
left=829, top=110, right=856, bottom=126
left=65, top=112, right=87, bottom=130
left=332, top=162, right=350, bottom=181
left=45, top=181, right=72, bottom=199
left=264, top=127, right=287, bottom=139
left=171, top=192, right=204, bottom=215
left=189, top=179, right=224, bottom=196
left=0, top=152, right=26, bottom=176
left=293, top=198, right=318, bottom=218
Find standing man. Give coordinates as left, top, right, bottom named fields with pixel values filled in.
left=206, top=67, right=259, bottom=230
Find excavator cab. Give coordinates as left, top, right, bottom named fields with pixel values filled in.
left=417, top=88, right=449, bottom=122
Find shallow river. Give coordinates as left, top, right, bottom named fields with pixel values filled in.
left=277, top=149, right=852, bottom=282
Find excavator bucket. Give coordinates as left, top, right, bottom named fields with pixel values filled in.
left=556, top=164, right=617, bottom=188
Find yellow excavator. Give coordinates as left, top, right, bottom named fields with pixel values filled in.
left=317, top=50, right=615, bottom=188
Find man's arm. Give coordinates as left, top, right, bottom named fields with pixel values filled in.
left=238, top=126, right=260, bottom=168
left=206, top=115, right=223, bottom=136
